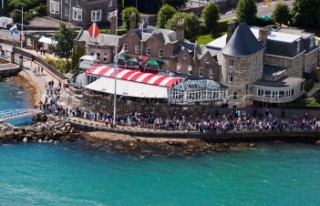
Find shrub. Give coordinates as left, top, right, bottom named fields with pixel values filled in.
left=10, top=9, right=22, bottom=23
left=43, top=57, right=71, bottom=74
left=304, top=79, right=314, bottom=92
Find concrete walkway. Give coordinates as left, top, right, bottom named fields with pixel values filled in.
left=1, top=43, right=66, bottom=106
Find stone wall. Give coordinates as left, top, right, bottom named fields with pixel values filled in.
left=265, top=54, right=303, bottom=78
left=303, top=49, right=318, bottom=73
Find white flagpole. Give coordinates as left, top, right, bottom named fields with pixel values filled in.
left=113, top=11, right=118, bottom=127
left=21, top=7, right=23, bottom=48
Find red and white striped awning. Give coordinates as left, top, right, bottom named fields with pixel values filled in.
left=86, top=65, right=183, bottom=88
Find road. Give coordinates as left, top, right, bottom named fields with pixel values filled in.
left=187, top=0, right=294, bottom=20
left=220, top=0, right=294, bottom=20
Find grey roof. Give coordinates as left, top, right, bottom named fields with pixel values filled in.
left=173, top=41, right=195, bottom=56
left=133, top=27, right=177, bottom=43
left=263, top=64, right=286, bottom=76
left=222, top=23, right=264, bottom=56
left=277, top=28, right=313, bottom=39
left=76, top=30, right=120, bottom=47
left=253, top=77, right=305, bottom=88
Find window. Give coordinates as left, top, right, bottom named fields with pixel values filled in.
left=158, top=49, right=163, bottom=58
left=205, top=57, right=210, bottom=64
left=253, top=55, right=257, bottom=65
left=108, top=0, right=113, bottom=7
left=27, top=38, right=32, bottom=46
left=257, top=89, right=264, bottom=97
left=134, top=45, right=140, bottom=54
left=199, top=67, right=203, bottom=77
left=73, top=7, right=82, bottom=21
left=296, top=40, right=300, bottom=53
left=65, top=5, right=69, bottom=16
left=146, top=47, right=151, bottom=56
left=76, top=0, right=80, bottom=6
left=182, top=53, right=187, bottom=60
left=91, top=10, right=101, bottom=22
left=123, top=44, right=128, bottom=52
left=50, top=1, right=60, bottom=14
left=233, top=92, right=237, bottom=100
left=177, top=63, right=181, bottom=73
left=310, top=36, right=315, bottom=48
left=229, top=59, right=234, bottom=68
left=209, top=69, right=214, bottom=79
left=227, top=73, right=233, bottom=82
left=188, top=65, right=193, bottom=75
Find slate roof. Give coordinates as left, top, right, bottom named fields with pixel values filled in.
left=133, top=28, right=177, bottom=43
left=221, top=23, right=264, bottom=57
left=76, top=30, right=120, bottom=47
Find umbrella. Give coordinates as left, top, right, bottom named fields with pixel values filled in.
left=117, top=53, right=130, bottom=61
left=258, top=15, right=272, bottom=22
left=128, top=57, right=141, bottom=63
left=146, top=59, right=164, bottom=66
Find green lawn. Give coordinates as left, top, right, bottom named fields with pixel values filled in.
left=196, top=32, right=227, bottom=45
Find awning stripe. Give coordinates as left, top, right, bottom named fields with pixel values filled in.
left=86, top=66, right=182, bottom=88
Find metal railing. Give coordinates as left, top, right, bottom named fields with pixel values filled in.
left=0, top=108, right=43, bottom=122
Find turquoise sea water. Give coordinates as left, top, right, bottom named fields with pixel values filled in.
left=0, top=78, right=32, bottom=125
left=0, top=143, right=319, bottom=205
left=1, top=78, right=320, bottom=205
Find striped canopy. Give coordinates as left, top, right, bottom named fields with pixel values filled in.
left=86, top=65, right=183, bottom=88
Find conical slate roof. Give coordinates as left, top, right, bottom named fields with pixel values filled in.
left=222, top=23, right=264, bottom=56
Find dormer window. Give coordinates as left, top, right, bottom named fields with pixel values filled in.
left=229, top=59, right=234, bottom=68
left=205, top=57, right=210, bottom=64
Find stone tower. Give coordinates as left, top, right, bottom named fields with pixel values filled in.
left=221, top=23, right=265, bottom=108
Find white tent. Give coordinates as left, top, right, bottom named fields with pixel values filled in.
left=38, top=36, right=57, bottom=49
left=85, top=77, right=168, bottom=98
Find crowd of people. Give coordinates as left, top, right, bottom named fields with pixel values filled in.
left=38, top=81, right=319, bottom=134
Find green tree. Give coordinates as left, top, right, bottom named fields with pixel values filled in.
left=235, top=0, right=257, bottom=25
left=122, top=7, right=140, bottom=32
left=162, top=0, right=188, bottom=9
left=157, top=4, right=177, bottom=28
left=51, top=23, right=77, bottom=65
left=272, top=3, right=291, bottom=26
left=292, top=0, right=320, bottom=27
left=165, top=12, right=200, bottom=41
left=201, top=2, right=220, bottom=33
left=8, top=0, right=45, bottom=12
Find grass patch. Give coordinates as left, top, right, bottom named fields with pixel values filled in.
left=197, top=35, right=214, bottom=45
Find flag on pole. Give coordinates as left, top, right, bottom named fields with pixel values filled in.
left=9, top=24, right=18, bottom=36
left=109, top=9, right=118, bottom=18
left=88, top=22, right=100, bottom=40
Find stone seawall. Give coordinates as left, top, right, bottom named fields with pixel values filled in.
left=69, top=120, right=320, bottom=145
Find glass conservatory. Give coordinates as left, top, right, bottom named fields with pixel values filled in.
left=168, top=80, right=227, bottom=104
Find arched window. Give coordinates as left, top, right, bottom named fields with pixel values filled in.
left=233, top=92, right=238, bottom=100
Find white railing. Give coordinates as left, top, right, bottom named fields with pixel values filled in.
left=0, top=108, right=43, bottom=122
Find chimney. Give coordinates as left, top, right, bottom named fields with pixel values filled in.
left=258, top=26, right=271, bottom=47
left=176, top=19, right=185, bottom=42
left=130, top=13, right=136, bottom=30
left=194, top=42, right=199, bottom=60
left=226, top=20, right=238, bottom=43
left=110, top=16, right=116, bottom=35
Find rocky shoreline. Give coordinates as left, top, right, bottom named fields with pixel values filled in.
left=0, top=118, right=259, bottom=157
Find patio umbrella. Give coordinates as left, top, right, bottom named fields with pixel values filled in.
left=146, top=59, right=164, bottom=66
left=128, top=57, right=141, bottom=63
left=117, top=53, right=130, bottom=61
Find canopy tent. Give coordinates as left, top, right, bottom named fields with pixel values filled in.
left=85, top=77, right=168, bottom=98
left=128, top=57, right=141, bottom=63
left=38, top=36, right=57, bottom=45
left=258, top=15, right=273, bottom=23
left=86, top=65, right=183, bottom=88
left=146, top=59, right=164, bottom=66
